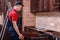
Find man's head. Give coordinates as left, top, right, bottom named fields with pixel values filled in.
left=13, top=1, right=24, bottom=11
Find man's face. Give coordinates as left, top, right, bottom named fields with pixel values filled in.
left=17, top=5, right=22, bottom=11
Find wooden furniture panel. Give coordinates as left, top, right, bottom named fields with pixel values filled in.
left=31, top=0, right=60, bottom=13
left=31, top=0, right=39, bottom=13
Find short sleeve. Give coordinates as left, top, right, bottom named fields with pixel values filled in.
left=11, top=13, right=18, bottom=21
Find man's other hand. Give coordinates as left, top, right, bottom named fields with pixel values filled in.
left=18, top=34, right=24, bottom=40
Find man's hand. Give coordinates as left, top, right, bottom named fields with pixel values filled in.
left=18, top=34, right=24, bottom=40
left=12, top=21, right=24, bottom=40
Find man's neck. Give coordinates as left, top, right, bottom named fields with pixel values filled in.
left=13, top=8, right=18, bottom=13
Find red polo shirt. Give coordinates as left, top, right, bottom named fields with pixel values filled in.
left=8, top=9, right=18, bottom=22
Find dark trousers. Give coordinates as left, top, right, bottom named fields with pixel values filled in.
left=9, top=34, right=20, bottom=40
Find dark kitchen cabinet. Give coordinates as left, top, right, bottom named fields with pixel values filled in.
left=30, top=0, right=60, bottom=13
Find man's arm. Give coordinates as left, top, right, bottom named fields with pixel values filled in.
left=12, top=21, right=24, bottom=39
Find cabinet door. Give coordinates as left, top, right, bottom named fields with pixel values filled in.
left=39, top=0, right=44, bottom=12
left=31, top=0, right=60, bottom=13
left=31, top=0, right=39, bottom=13
left=31, top=0, right=50, bottom=13
left=50, top=0, right=60, bottom=12
left=43, top=0, right=50, bottom=12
